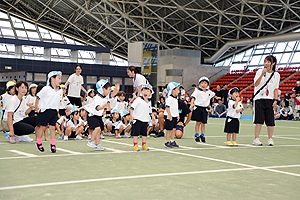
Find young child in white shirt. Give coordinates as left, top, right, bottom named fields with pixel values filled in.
left=57, top=104, right=72, bottom=140
left=64, top=106, right=84, bottom=140
left=104, top=109, right=121, bottom=138
left=164, top=82, right=180, bottom=148
left=147, top=108, right=159, bottom=137
left=115, top=110, right=131, bottom=138
left=224, top=87, right=244, bottom=146
left=130, top=84, right=153, bottom=151
left=190, top=76, right=215, bottom=143
left=114, top=91, right=129, bottom=113
left=85, top=89, right=95, bottom=106
left=58, top=84, right=70, bottom=117
left=35, top=71, right=63, bottom=153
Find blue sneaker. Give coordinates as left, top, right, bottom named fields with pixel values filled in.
left=171, top=141, right=179, bottom=148
left=164, top=141, right=173, bottom=148
left=58, top=134, right=64, bottom=140
left=4, top=132, right=10, bottom=139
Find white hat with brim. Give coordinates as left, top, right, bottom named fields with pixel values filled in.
left=29, top=83, right=38, bottom=90
left=6, top=81, right=16, bottom=89
left=167, top=82, right=180, bottom=96
left=198, top=76, right=210, bottom=85
left=96, top=79, right=108, bottom=95
left=141, top=84, right=154, bottom=95
left=47, top=71, right=62, bottom=86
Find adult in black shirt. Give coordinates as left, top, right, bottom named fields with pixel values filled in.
left=214, top=85, right=223, bottom=103
left=175, top=100, right=192, bottom=139
left=222, top=84, right=229, bottom=107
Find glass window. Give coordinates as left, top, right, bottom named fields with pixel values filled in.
left=254, top=49, right=264, bottom=54
left=0, top=43, right=7, bottom=52
left=0, top=21, right=12, bottom=28
left=6, top=44, right=15, bottom=52
left=280, top=53, right=291, bottom=64
left=244, top=48, right=253, bottom=56
left=33, top=46, right=44, bottom=55
left=100, top=77, right=110, bottom=82
left=112, top=77, right=122, bottom=85
left=87, top=76, right=97, bottom=83
left=233, top=53, right=244, bottom=62
left=242, top=56, right=249, bottom=62
left=61, top=75, right=68, bottom=83
left=0, top=11, right=8, bottom=19
left=273, top=53, right=283, bottom=63
left=264, top=48, right=272, bottom=54
left=26, top=72, right=33, bottom=81
left=125, top=78, right=133, bottom=85
left=250, top=55, right=262, bottom=65
left=22, top=45, right=33, bottom=54
left=34, top=73, right=46, bottom=82
left=296, top=42, right=300, bottom=50
left=23, top=21, right=36, bottom=30
left=57, top=49, right=70, bottom=57
left=51, top=48, right=58, bottom=56
left=1, top=28, right=15, bottom=37
left=49, top=32, right=62, bottom=40
left=267, top=43, right=275, bottom=48
left=64, top=37, right=75, bottom=45
left=27, top=31, right=40, bottom=40
left=215, top=60, right=224, bottom=67
left=286, top=41, right=296, bottom=51
left=291, top=52, right=300, bottom=63
left=230, top=63, right=245, bottom=71
left=274, top=42, right=287, bottom=52
left=10, top=16, right=24, bottom=29
left=16, top=30, right=27, bottom=38
left=223, top=58, right=232, bottom=66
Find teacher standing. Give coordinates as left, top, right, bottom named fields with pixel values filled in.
left=127, top=66, right=148, bottom=103
left=253, top=55, right=280, bottom=146
left=65, top=64, right=88, bottom=107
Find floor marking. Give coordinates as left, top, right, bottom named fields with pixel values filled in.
left=7, top=150, right=37, bottom=157
left=105, top=148, right=126, bottom=153
left=271, top=136, right=300, bottom=141
left=56, top=148, right=83, bottom=154
left=1, top=164, right=300, bottom=191
left=177, top=145, right=196, bottom=150
left=196, top=143, right=229, bottom=148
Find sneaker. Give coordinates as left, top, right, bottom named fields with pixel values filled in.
left=100, top=134, right=105, bottom=139
left=133, top=145, right=140, bottom=151
left=226, top=141, right=233, bottom=146
left=36, top=143, right=45, bottom=153
left=194, top=135, right=200, bottom=143
left=164, top=141, right=173, bottom=148
left=50, top=144, right=56, bottom=153
left=147, top=135, right=150, bottom=138
left=171, top=141, right=179, bottom=148
left=88, top=134, right=92, bottom=140
left=94, top=144, right=106, bottom=151
left=87, top=141, right=97, bottom=148
left=142, top=144, right=149, bottom=151
left=58, top=134, right=64, bottom=140
left=123, top=133, right=130, bottom=138
left=268, top=138, right=274, bottom=146
left=19, top=135, right=33, bottom=142
left=232, top=141, right=238, bottom=146
left=75, top=135, right=83, bottom=140
left=64, top=136, right=68, bottom=141
left=253, top=138, right=263, bottom=146
left=200, top=135, right=206, bottom=143
left=9, top=136, right=19, bottom=144
left=4, top=132, right=10, bottom=139
left=107, top=132, right=112, bottom=136
left=155, top=131, right=164, bottom=138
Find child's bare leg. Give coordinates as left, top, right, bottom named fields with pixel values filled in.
left=158, top=112, right=164, bottom=130
left=44, top=128, right=49, bottom=141
left=171, top=128, right=175, bottom=140
left=36, top=125, right=46, bottom=139
left=65, top=127, right=71, bottom=136
left=200, top=123, right=205, bottom=134
left=76, top=126, right=84, bottom=136
left=195, top=122, right=201, bottom=133
left=142, top=136, right=147, bottom=143
left=133, top=136, right=138, bottom=144
left=91, top=127, right=100, bottom=141
left=94, top=128, right=101, bottom=145
left=56, top=124, right=63, bottom=136
left=232, top=133, right=237, bottom=141
left=154, top=124, right=159, bottom=133
left=115, top=130, right=121, bottom=138
left=227, top=133, right=231, bottom=141
left=49, top=125, right=56, bottom=139
left=166, top=130, right=171, bottom=141
left=147, top=126, right=153, bottom=136
left=107, top=124, right=112, bottom=132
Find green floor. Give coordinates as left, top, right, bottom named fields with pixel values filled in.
left=0, top=118, right=300, bottom=199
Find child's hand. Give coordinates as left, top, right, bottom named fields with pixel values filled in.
left=103, top=103, right=108, bottom=108
left=168, top=115, right=172, bottom=121
left=26, top=103, right=35, bottom=109
left=236, top=97, right=240, bottom=102
left=130, top=116, right=135, bottom=123
left=35, top=105, right=39, bottom=112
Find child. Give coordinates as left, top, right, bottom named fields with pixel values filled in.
left=64, top=106, right=84, bottom=140
left=293, top=78, right=300, bottom=120
left=115, top=110, right=131, bottom=138
left=80, top=106, right=89, bottom=137
left=224, top=87, right=243, bottom=146
left=36, top=83, right=50, bottom=141
left=164, top=82, right=180, bottom=148
left=26, top=84, right=38, bottom=117
left=104, top=109, right=121, bottom=138
left=35, top=71, right=63, bottom=153
left=0, top=81, right=16, bottom=133
left=147, top=108, right=159, bottom=137
left=130, top=84, right=153, bottom=151
left=57, top=104, right=72, bottom=140
left=85, top=89, right=95, bottom=105
left=58, top=84, right=70, bottom=117
left=87, top=79, right=110, bottom=151
left=280, top=101, right=294, bottom=120
left=246, top=97, right=251, bottom=110
left=190, top=76, right=215, bottom=143
left=114, top=91, right=129, bottom=113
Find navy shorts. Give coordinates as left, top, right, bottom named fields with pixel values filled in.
left=36, top=109, right=58, bottom=126
left=88, top=115, right=104, bottom=130
left=164, top=116, right=177, bottom=130
left=224, top=117, right=239, bottom=134
left=191, top=106, right=208, bottom=124
left=254, top=99, right=275, bottom=126
left=131, top=120, right=148, bottom=137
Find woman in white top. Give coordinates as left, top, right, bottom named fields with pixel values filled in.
left=253, top=55, right=280, bottom=146
left=65, top=64, right=88, bottom=107
left=127, top=66, right=148, bottom=103
left=7, top=81, right=36, bottom=143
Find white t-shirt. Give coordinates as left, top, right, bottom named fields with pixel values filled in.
left=6, top=96, right=28, bottom=124
left=59, top=95, right=70, bottom=109
left=254, top=69, right=280, bottom=101
left=164, top=95, right=179, bottom=118
left=85, top=96, right=94, bottom=106
left=114, top=99, right=129, bottom=113
left=115, top=120, right=131, bottom=130
left=104, top=118, right=120, bottom=127
left=227, top=99, right=243, bottom=119
left=163, top=88, right=168, bottom=98
left=25, top=94, right=36, bottom=105
left=180, top=89, right=185, bottom=99
left=191, top=89, right=215, bottom=107
left=57, top=115, right=67, bottom=125
left=1, top=93, right=13, bottom=121
left=89, top=94, right=108, bottom=116
left=133, top=74, right=147, bottom=90
left=130, top=97, right=152, bottom=122
left=67, top=73, right=83, bottom=98
left=36, top=86, right=63, bottom=112
left=64, top=118, right=83, bottom=129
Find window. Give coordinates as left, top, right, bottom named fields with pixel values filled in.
left=34, top=73, right=46, bottom=82
left=250, top=55, right=262, bottom=66
left=291, top=52, right=300, bottom=63
left=26, top=73, right=33, bottom=81
left=112, top=77, right=122, bottom=85
left=125, top=78, right=133, bottom=85
left=274, top=43, right=287, bottom=53
left=87, top=76, right=97, bottom=83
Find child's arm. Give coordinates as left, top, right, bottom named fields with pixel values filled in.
left=129, top=108, right=134, bottom=123
left=96, top=103, right=108, bottom=111
left=165, top=106, right=172, bottom=121
left=233, top=97, right=240, bottom=109
left=189, top=98, right=195, bottom=110
left=25, top=103, right=34, bottom=115
left=35, top=98, right=40, bottom=112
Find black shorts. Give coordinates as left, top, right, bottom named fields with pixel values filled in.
left=59, top=109, right=66, bottom=116
left=88, top=115, right=104, bottom=130
left=70, top=131, right=76, bottom=138
left=224, top=117, right=239, bottom=134
left=68, top=96, right=82, bottom=107
left=191, top=106, right=208, bottom=124
left=164, top=116, right=177, bottom=130
left=36, top=109, right=58, bottom=126
left=254, top=99, right=275, bottom=126
left=131, top=120, right=148, bottom=137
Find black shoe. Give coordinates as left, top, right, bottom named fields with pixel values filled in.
left=155, top=131, right=164, bottom=138
left=50, top=144, right=56, bottom=153
left=164, top=141, right=173, bottom=148
left=200, top=135, right=206, bottom=143
left=36, top=143, right=44, bottom=153
left=195, top=136, right=200, bottom=143
left=171, top=141, right=179, bottom=148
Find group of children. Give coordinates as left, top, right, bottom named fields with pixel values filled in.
left=1, top=69, right=247, bottom=153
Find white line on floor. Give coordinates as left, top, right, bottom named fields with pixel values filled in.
left=271, top=136, right=300, bottom=141
left=56, top=148, right=83, bottom=154
left=105, top=148, right=126, bottom=153
left=7, top=150, right=37, bottom=157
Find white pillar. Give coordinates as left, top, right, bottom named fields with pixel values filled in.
left=44, top=48, right=51, bottom=61
left=71, top=50, right=78, bottom=63
left=15, top=45, right=22, bottom=59
left=96, top=52, right=110, bottom=64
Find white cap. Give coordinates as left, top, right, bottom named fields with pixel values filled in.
left=198, top=76, right=210, bottom=85
left=121, top=110, right=129, bottom=118
left=6, top=81, right=16, bottom=89
left=167, top=82, right=180, bottom=96
left=29, top=83, right=38, bottom=90
left=47, top=71, right=62, bottom=86
left=96, top=79, right=108, bottom=95
left=141, top=84, right=154, bottom=95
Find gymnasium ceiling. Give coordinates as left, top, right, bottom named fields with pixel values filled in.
left=1, top=0, right=300, bottom=62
